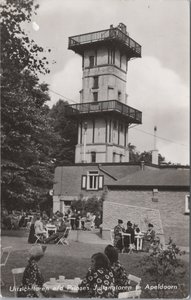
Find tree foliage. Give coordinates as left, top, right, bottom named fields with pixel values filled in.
left=128, top=143, right=166, bottom=164
left=140, top=238, right=188, bottom=298
left=48, top=99, right=78, bottom=165
left=1, top=0, right=57, bottom=210
left=1, top=0, right=50, bottom=76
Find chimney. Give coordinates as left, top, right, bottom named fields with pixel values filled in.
left=140, top=160, right=145, bottom=171
left=152, top=126, right=159, bottom=165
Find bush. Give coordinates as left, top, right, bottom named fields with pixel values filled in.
left=140, top=238, right=188, bottom=298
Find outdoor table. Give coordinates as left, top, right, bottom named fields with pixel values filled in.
left=121, top=232, right=131, bottom=248
left=45, top=225, right=57, bottom=237
left=43, top=278, right=81, bottom=298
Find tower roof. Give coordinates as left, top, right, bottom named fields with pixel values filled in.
left=68, top=23, right=141, bottom=59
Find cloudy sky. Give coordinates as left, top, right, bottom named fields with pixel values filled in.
left=26, top=0, right=189, bottom=165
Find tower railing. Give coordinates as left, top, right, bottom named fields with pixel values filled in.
left=68, top=27, right=141, bottom=56
left=65, top=100, right=142, bottom=124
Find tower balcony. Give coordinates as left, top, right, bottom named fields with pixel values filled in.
left=68, top=26, right=141, bottom=59
left=65, top=100, right=142, bottom=124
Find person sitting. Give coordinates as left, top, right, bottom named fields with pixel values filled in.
left=34, top=216, right=46, bottom=242
left=44, top=219, right=68, bottom=244
left=143, top=223, right=156, bottom=252
left=79, top=252, right=115, bottom=298
left=104, top=245, right=130, bottom=297
left=123, top=221, right=135, bottom=253
left=113, top=219, right=125, bottom=252
left=17, top=245, right=47, bottom=297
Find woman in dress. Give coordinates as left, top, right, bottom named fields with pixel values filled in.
left=104, top=244, right=130, bottom=296
left=79, top=252, right=115, bottom=298
left=28, top=215, right=36, bottom=244
left=17, top=245, right=46, bottom=297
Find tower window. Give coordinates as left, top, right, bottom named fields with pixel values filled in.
left=113, top=152, right=116, bottom=162
left=119, top=123, right=124, bottom=132
left=91, top=152, right=96, bottom=163
left=89, top=56, right=94, bottom=68
left=118, top=91, right=121, bottom=101
left=120, top=53, right=122, bottom=68
left=113, top=120, right=117, bottom=130
left=93, top=92, right=98, bottom=102
left=93, top=76, right=99, bottom=89
left=108, top=49, right=115, bottom=64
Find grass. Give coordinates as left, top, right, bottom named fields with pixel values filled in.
left=1, top=231, right=190, bottom=298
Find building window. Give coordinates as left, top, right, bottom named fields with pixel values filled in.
left=108, top=49, right=115, bottom=64
left=91, top=151, right=96, bottom=163
left=120, top=53, right=122, bottom=68
left=93, top=76, right=99, bottom=89
left=113, top=120, right=117, bottom=130
left=113, top=152, right=116, bottom=162
left=118, top=91, right=121, bottom=101
left=93, top=92, right=98, bottom=102
left=89, top=56, right=94, bottom=68
left=119, top=123, right=123, bottom=132
left=185, top=195, right=190, bottom=214
left=120, top=154, right=123, bottom=163
left=82, top=172, right=104, bottom=190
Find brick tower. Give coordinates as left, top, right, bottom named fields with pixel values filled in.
left=66, top=23, right=142, bottom=163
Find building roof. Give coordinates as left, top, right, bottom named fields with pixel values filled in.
left=53, top=163, right=190, bottom=196
left=108, top=168, right=190, bottom=188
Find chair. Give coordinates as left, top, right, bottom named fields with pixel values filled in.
left=118, top=274, right=141, bottom=299
left=110, top=229, right=114, bottom=245
left=121, top=232, right=132, bottom=253
left=12, top=267, right=25, bottom=297
left=1, top=246, right=12, bottom=285
left=56, top=227, right=70, bottom=245
left=34, top=233, right=42, bottom=244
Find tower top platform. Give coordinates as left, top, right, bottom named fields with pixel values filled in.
left=68, top=23, right=141, bottom=59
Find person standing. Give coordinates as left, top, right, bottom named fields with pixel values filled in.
left=113, top=219, right=125, bottom=252
left=124, top=221, right=135, bottom=252
left=143, top=223, right=155, bottom=252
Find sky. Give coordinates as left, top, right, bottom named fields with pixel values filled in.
left=25, top=0, right=189, bottom=165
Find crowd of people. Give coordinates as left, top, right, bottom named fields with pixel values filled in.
left=27, top=210, right=101, bottom=244
left=113, top=219, right=156, bottom=253
left=17, top=243, right=132, bottom=298
left=2, top=208, right=102, bottom=232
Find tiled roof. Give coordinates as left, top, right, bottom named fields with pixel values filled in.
left=108, top=168, right=189, bottom=187
left=53, top=164, right=189, bottom=196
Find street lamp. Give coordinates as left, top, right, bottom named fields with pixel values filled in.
left=83, top=122, right=88, bottom=163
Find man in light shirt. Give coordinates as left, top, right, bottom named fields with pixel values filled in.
left=34, top=215, right=46, bottom=241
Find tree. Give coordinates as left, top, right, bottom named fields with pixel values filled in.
left=1, top=0, right=57, bottom=210
left=48, top=99, right=78, bottom=165
left=128, top=143, right=166, bottom=164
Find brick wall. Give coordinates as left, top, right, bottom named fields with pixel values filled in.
left=102, top=190, right=189, bottom=247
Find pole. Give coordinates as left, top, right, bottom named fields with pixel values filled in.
left=154, top=126, right=157, bottom=150
left=83, top=122, right=87, bottom=163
